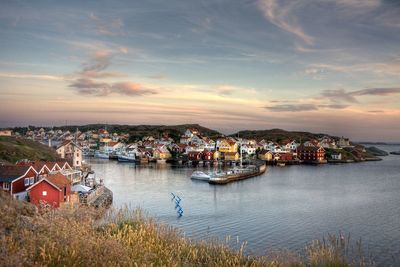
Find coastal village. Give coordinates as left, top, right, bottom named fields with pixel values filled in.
left=0, top=126, right=379, bottom=208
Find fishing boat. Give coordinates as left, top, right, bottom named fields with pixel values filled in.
left=94, top=150, right=110, bottom=159
left=118, top=152, right=136, bottom=162
left=190, top=171, right=211, bottom=181
left=157, top=158, right=167, bottom=164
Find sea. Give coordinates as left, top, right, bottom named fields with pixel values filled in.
left=87, top=144, right=400, bottom=265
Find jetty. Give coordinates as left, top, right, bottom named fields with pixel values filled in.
left=209, top=161, right=267, bottom=185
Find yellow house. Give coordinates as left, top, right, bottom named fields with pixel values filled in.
left=224, top=152, right=239, bottom=161
left=213, top=151, right=221, bottom=160
left=153, top=149, right=172, bottom=159
left=218, top=139, right=238, bottom=153
left=258, top=150, right=273, bottom=161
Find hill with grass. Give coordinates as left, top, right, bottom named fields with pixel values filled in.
left=0, top=191, right=369, bottom=266
left=0, top=136, right=59, bottom=164
left=231, top=128, right=330, bottom=142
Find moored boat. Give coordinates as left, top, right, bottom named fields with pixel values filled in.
left=118, top=152, right=136, bottom=162
left=94, top=150, right=110, bottom=159
left=190, top=171, right=211, bottom=181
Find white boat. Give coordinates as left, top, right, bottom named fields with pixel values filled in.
left=118, top=152, right=136, bottom=162
left=190, top=171, right=211, bottom=181
left=157, top=158, right=167, bottom=164
left=94, top=150, right=109, bottom=159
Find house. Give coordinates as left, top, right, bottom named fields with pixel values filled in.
left=202, top=150, right=214, bottom=161
left=241, top=144, right=256, bottom=155
left=188, top=151, right=202, bottom=161
left=338, top=137, right=351, bottom=147
left=0, top=129, right=12, bottom=136
left=331, top=153, right=342, bottom=160
left=0, top=165, right=38, bottom=200
left=258, top=150, right=273, bottom=161
left=27, top=173, right=71, bottom=208
left=297, top=145, right=325, bottom=162
left=202, top=137, right=216, bottom=151
left=218, top=139, right=238, bottom=153
left=153, top=145, right=172, bottom=159
left=213, top=151, right=221, bottom=160
left=224, top=152, right=239, bottom=161
left=56, top=140, right=82, bottom=168
left=281, top=140, right=298, bottom=152
left=274, top=152, right=294, bottom=162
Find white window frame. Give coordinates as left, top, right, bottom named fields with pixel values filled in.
left=3, top=182, right=10, bottom=190
left=30, top=177, right=35, bottom=185
left=42, top=191, right=47, bottom=196
left=24, top=178, right=30, bottom=186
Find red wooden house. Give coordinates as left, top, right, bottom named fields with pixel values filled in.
left=188, top=151, right=203, bottom=161
left=27, top=173, right=71, bottom=208
left=202, top=150, right=213, bottom=161
left=0, top=165, right=38, bottom=200
left=297, top=145, right=325, bottom=162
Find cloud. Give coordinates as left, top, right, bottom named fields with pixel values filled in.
left=77, top=49, right=126, bottom=78
left=68, top=48, right=158, bottom=97
left=320, top=87, right=400, bottom=103
left=69, top=78, right=157, bottom=96
left=308, top=62, right=400, bottom=76
left=265, top=103, right=349, bottom=112
left=0, top=72, right=64, bottom=81
left=320, top=89, right=358, bottom=103
left=368, top=110, right=384, bottom=113
left=265, top=104, right=318, bottom=112
left=257, top=0, right=314, bottom=45
left=89, top=12, right=124, bottom=36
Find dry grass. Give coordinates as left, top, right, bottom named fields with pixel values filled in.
left=0, top=192, right=373, bottom=267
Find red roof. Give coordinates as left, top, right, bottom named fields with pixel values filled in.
left=47, top=173, right=71, bottom=188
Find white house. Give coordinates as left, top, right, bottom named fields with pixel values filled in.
left=56, top=141, right=83, bottom=168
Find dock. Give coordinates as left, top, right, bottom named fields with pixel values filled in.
left=209, top=162, right=267, bottom=185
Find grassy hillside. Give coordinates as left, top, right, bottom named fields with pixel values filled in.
left=0, top=136, right=59, bottom=164
left=15, top=124, right=222, bottom=142
left=231, top=128, right=329, bottom=142
left=0, top=191, right=372, bottom=266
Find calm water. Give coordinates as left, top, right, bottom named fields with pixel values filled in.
left=88, top=144, right=400, bottom=265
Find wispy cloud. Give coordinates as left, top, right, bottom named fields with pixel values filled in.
left=257, top=0, right=314, bottom=45
left=89, top=12, right=124, bottom=36
left=320, top=88, right=400, bottom=103
left=0, top=72, right=64, bottom=81
left=264, top=103, right=348, bottom=112
left=69, top=78, right=157, bottom=96
left=68, top=48, right=158, bottom=97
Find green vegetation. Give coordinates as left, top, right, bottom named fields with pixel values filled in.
left=364, top=146, right=389, bottom=157
left=231, top=129, right=328, bottom=142
left=0, top=136, right=59, bottom=164
left=0, top=192, right=373, bottom=266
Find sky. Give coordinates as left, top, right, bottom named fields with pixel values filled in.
left=0, top=0, right=399, bottom=141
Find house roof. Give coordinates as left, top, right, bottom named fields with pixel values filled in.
left=47, top=173, right=71, bottom=188
left=0, top=165, right=35, bottom=182
left=26, top=178, right=62, bottom=192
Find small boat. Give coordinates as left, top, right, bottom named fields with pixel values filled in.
left=157, top=158, right=167, bottom=164
left=277, top=162, right=286, bottom=167
left=118, top=152, right=136, bottom=162
left=94, top=150, right=109, bottom=159
left=190, top=171, right=211, bottom=181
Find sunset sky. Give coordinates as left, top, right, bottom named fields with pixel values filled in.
left=0, top=0, right=399, bottom=141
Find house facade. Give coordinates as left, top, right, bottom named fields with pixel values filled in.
left=56, top=141, right=82, bottom=167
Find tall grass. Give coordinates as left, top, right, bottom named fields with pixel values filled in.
left=0, top=192, right=373, bottom=266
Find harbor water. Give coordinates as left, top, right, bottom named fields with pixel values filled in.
left=87, top=144, right=400, bottom=265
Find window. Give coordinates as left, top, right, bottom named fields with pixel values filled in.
left=30, top=177, right=34, bottom=185
left=76, top=161, right=79, bottom=165
left=42, top=191, right=47, bottom=196
left=24, top=178, right=29, bottom=186
left=3, top=182, right=10, bottom=190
